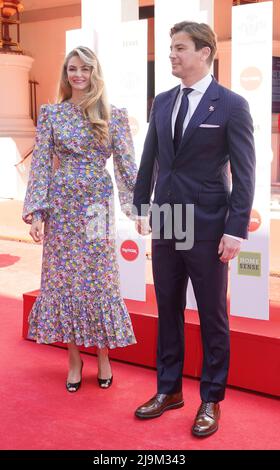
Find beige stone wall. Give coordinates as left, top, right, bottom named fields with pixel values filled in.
left=20, top=7, right=81, bottom=112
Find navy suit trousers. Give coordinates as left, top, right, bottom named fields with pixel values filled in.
left=152, top=237, right=230, bottom=403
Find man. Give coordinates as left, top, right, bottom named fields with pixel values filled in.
left=133, top=21, right=255, bottom=437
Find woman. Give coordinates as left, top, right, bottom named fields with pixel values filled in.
left=23, top=46, right=137, bottom=392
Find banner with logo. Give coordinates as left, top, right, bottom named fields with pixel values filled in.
left=116, top=234, right=146, bottom=301
left=230, top=2, right=272, bottom=319
left=97, top=20, right=147, bottom=169
left=98, top=20, right=147, bottom=301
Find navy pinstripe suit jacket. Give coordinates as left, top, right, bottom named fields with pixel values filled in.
left=133, top=78, right=256, bottom=240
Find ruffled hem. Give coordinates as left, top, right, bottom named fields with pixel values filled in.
left=28, top=293, right=137, bottom=349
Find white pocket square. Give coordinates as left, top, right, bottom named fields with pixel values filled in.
left=199, top=124, right=220, bottom=128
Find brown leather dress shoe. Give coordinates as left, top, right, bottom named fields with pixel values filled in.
left=192, top=401, right=220, bottom=437
left=135, top=392, right=184, bottom=419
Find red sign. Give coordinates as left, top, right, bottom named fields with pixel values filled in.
left=248, top=209, right=262, bottom=232
left=240, top=67, right=262, bottom=91
left=120, top=240, right=139, bottom=261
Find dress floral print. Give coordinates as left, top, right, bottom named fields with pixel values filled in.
left=23, top=102, right=137, bottom=348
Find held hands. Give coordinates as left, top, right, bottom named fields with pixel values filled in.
left=218, top=235, right=241, bottom=263
left=30, top=219, right=44, bottom=243
left=135, top=217, right=152, bottom=236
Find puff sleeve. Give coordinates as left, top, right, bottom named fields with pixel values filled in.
left=22, top=105, right=54, bottom=224
left=110, top=106, right=138, bottom=219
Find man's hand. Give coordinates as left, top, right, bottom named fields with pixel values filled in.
left=218, top=235, right=241, bottom=263
left=135, top=217, right=151, bottom=236
left=30, top=219, right=44, bottom=243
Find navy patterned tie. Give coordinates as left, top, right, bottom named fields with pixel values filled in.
left=173, top=87, right=193, bottom=154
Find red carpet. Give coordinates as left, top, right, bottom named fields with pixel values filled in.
left=23, top=287, right=280, bottom=397
left=0, top=294, right=280, bottom=450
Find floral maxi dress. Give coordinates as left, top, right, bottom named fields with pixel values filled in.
left=23, top=102, right=137, bottom=348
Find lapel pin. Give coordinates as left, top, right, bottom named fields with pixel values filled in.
left=209, top=106, right=215, bottom=112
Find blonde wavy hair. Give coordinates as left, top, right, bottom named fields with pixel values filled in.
left=57, top=46, right=110, bottom=144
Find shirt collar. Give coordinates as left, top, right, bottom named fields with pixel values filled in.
left=180, top=73, right=213, bottom=95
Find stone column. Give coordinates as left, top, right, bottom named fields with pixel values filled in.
left=0, top=54, right=35, bottom=199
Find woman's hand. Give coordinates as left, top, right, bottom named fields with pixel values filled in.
left=30, top=219, right=44, bottom=243
left=135, top=217, right=151, bottom=236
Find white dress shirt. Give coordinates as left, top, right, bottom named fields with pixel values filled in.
left=172, top=73, right=212, bottom=137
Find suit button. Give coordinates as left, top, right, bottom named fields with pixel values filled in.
left=167, top=190, right=172, bottom=197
